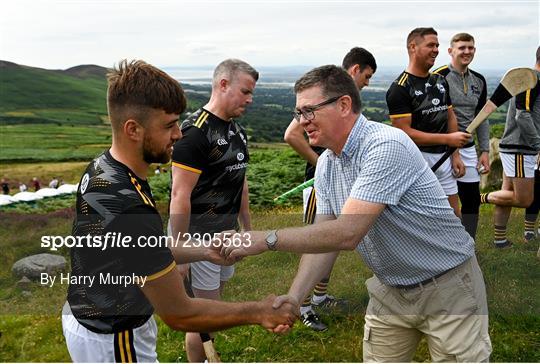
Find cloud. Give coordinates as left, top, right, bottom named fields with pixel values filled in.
left=1, top=0, right=538, bottom=70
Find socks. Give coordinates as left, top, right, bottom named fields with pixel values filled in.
left=311, top=278, right=329, bottom=304
left=524, top=218, right=536, bottom=235
left=494, top=225, right=507, bottom=243
left=480, top=193, right=490, bottom=204
left=300, top=295, right=312, bottom=315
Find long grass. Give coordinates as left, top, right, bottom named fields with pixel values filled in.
left=0, top=203, right=538, bottom=362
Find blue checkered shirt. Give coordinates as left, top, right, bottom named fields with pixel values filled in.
left=315, top=114, right=474, bottom=286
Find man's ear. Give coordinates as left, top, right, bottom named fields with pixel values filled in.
left=338, top=95, right=353, bottom=115
left=407, top=41, right=415, bottom=54
left=124, top=119, right=143, bottom=141
left=219, top=78, right=229, bottom=92
left=447, top=47, right=453, bottom=56
left=349, top=64, right=360, bottom=76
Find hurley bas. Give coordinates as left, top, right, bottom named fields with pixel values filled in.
left=40, top=272, right=147, bottom=288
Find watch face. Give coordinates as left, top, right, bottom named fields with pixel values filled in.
left=267, top=232, right=277, bottom=244
left=266, top=230, right=278, bottom=249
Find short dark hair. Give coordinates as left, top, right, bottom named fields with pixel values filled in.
left=342, top=47, right=377, bottom=73
left=294, top=65, right=361, bottom=114
left=107, top=59, right=186, bottom=130
left=213, top=58, right=259, bottom=87
left=450, top=32, right=475, bottom=46
left=406, top=27, right=438, bottom=49
left=536, top=46, right=540, bottom=64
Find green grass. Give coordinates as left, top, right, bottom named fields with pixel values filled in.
left=0, top=204, right=538, bottom=362
left=0, top=63, right=108, bottom=125
left=0, top=124, right=111, bottom=162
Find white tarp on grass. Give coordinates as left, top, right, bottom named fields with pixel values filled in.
left=57, top=184, right=78, bottom=194
left=12, top=191, right=44, bottom=202
left=0, top=194, right=16, bottom=206
left=36, top=188, right=62, bottom=197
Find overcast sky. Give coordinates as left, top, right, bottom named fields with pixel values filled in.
left=2, top=0, right=539, bottom=72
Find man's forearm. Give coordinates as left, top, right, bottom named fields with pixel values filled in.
left=288, top=252, right=339, bottom=303
left=238, top=178, right=252, bottom=230
left=477, top=120, right=490, bottom=152
left=169, top=196, right=194, bottom=263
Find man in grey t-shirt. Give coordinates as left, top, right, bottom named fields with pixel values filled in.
left=217, top=65, right=492, bottom=362
left=433, top=32, right=490, bottom=239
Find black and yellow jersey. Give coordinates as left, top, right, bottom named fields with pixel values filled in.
left=171, top=108, right=249, bottom=234
left=386, top=71, right=453, bottom=153
left=68, top=150, right=175, bottom=334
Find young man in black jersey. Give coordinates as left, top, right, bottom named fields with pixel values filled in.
left=283, top=47, right=377, bottom=331
left=62, top=59, right=297, bottom=363
left=169, top=58, right=258, bottom=362
left=386, top=27, right=471, bottom=217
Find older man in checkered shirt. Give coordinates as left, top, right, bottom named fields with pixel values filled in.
left=218, top=65, right=492, bottom=362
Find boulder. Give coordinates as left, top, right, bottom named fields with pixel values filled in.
left=12, top=253, right=67, bottom=280
left=16, top=276, right=32, bottom=290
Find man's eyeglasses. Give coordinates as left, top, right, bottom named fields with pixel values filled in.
left=293, top=95, right=344, bottom=122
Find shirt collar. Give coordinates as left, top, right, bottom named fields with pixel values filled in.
left=448, top=63, right=470, bottom=76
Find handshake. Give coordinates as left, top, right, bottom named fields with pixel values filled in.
left=257, top=294, right=300, bottom=334
left=205, top=230, right=269, bottom=265
left=203, top=230, right=299, bottom=333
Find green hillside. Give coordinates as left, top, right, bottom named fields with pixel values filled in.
left=0, top=61, right=109, bottom=125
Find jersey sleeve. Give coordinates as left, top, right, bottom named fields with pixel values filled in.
left=171, top=126, right=211, bottom=174
left=107, top=204, right=175, bottom=280
left=386, top=83, right=413, bottom=118
left=514, top=85, right=540, bottom=150
left=443, top=78, right=453, bottom=107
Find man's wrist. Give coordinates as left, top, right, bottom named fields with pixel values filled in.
left=265, top=230, right=279, bottom=251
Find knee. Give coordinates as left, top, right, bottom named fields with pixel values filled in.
left=516, top=195, right=534, bottom=208
left=185, top=332, right=202, bottom=348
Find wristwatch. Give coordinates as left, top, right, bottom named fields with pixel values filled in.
left=265, top=230, right=279, bottom=251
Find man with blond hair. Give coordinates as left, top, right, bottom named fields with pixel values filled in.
left=432, top=32, right=490, bottom=239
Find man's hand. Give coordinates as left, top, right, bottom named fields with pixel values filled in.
left=446, top=132, right=472, bottom=148
left=212, top=230, right=268, bottom=260
left=205, top=247, right=242, bottom=266
left=477, top=151, right=490, bottom=174
left=451, top=153, right=466, bottom=178
left=258, top=295, right=299, bottom=333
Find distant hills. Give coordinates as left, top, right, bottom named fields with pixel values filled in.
left=0, top=60, right=508, bottom=142
left=0, top=61, right=109, bottom=125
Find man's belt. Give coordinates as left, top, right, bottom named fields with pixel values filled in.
left=393, top=266, right=455, bottom=290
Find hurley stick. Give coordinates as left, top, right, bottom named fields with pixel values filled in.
left=274, top=178, right=314, bottom=203
left=431, top=67, right=538, bottom=172
left=200, top=332, right=221, bottom=363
